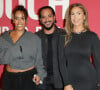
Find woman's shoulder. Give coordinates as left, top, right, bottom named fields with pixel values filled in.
left=86, top=30, right=99, bottom=39
left=1, top=30, right=10, bottom=37
left=26, top=31, right=41, bottom=41
left=83, top=30, right=100, bottom=43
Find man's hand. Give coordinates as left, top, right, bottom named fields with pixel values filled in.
left=64, top=85, right=73, bottom=90
left=32, top=74, right=40, bottom=85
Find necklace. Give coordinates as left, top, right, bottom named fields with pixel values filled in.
left=72, top=29, right=86, bottom=34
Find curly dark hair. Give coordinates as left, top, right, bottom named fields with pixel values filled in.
left=12, top=5, right=28, bottom=20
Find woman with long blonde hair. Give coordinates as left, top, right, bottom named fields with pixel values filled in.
left=59, top=3, right=100, bottom=90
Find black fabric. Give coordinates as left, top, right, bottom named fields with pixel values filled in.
left=36, top=25, right=65, bottom=89
left=2, top=68, right=38, bottom=90
left=45, top=83, right=63, bottom=90
left=46, top=34, right=53, bottom=76
left=59, top=30, right=100, bottom=90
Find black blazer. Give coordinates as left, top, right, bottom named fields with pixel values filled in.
left=36, top=25, right=65, bottom=88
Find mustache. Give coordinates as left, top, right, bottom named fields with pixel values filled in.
left=44, top=21, right=52, bottom=24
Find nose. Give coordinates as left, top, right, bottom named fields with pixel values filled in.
left=18, top=18, right=22, bottom=22
left=74, top=14, right=77, bottom=18
left=45, top=17, right=49, bottom=22
left=17, top=17, right=23, bottom=24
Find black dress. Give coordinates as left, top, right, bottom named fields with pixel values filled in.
left=59, top=30, right=100, bottom=90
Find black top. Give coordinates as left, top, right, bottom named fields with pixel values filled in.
left=46, top=34, right=53, bottom=76
left=63, top=30, right=100, bottom=90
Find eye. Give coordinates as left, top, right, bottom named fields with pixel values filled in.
left=71, top=13, right=74, bottom=16
left=21, top=17, right=25, bottom=20
left=48, top=15, right=52, bottom=17
left=78, top=12, right=81, bottom=15
left=14, top=17, right=18, bottom=20
left=41, top=16, right=45, bottom=19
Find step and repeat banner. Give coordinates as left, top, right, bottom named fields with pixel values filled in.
left=0, top=0, right=100, bottom=87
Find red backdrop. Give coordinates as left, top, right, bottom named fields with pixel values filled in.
left=0, top=0, right=100, bottom=88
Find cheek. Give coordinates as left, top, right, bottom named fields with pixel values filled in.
left=23, top=21, right=26, bottom=25
left=13, top=20, right=17, bottom=24
left=79, top=14, right=85, bottom=19
left=40, top=19, right=45, bottom=23
left=70, top=17, right=74, bottom=23
left=52, top=18, right=55, bottom=22
left=79, top=16, right=85, bottom=23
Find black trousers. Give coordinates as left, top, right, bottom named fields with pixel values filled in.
left=37, top=83, right=63, bottom=90
left=45, top=83, right=63, bottom=90
left=37, top=76, right=63, bottom=90
left=2, top=68, right=38, bottom=90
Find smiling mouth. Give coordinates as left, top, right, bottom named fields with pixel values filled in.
left=17, top=25, right=23, bottom=26
left=45, top=21, right=52, bottom=26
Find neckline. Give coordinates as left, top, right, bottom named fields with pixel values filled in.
left=8, top=30, right=26, bottom=45
left=72, top=29, right=87, bottom=34
left=72, top=30, right=87, bottom=35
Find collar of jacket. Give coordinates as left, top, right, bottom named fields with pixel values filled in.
left=40, top=25, right=62, bottom=35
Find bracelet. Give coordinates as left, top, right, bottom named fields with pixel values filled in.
left=97, top=84, right=100, bottom=87
left=33, top=74, right=43, bottom=84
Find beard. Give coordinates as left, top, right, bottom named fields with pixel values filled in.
left=41, top=21, right=55, bottom=30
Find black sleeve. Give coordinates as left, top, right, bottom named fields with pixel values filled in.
left=58, top=35, right=70, bottom=86
left=92, top=34, right=100, bottom=83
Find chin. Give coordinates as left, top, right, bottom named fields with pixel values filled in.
left=17, top=28, right=25, bottom=31
left=74, top=24, right=82, bottom=26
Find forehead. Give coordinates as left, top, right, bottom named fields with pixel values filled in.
left=14, top=11, right=25, bottom=17
left=41, top=8, right=53, bottom=16
left=71, top=7, right=83, bottom=13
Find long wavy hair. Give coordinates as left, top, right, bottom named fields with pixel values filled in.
left=64, top=3, right=90, bottom=45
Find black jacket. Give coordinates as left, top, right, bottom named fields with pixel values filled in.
left=36, top=26, right=65, bottom=88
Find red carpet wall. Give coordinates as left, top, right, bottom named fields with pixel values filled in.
left=0, top=0, right=100, bottom=88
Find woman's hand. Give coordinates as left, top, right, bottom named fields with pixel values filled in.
left=64, top=85, right=73, bottom=90
left=32, top=74, right=40, bottom=85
